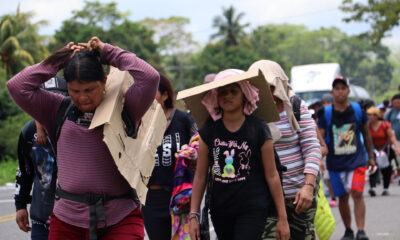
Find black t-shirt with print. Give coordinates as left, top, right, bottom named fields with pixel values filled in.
left=199, top=115, right=273, bottom=216
left=148, top=109, right=196, bottom=187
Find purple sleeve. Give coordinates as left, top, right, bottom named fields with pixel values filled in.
left=6, top=62, right=64, bottom=138
left=100, top=44, right=160, bottom=124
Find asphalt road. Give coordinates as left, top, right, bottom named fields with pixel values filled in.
left=1, top=182, right=399, bottom=240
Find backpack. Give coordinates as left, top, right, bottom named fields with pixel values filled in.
left=386, top=109, right=394, bottom=122
left=290, top=95, right=302, bottom=122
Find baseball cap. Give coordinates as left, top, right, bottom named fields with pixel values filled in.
left=332, top=76, right=349, bottom=88
left=41, top=76, right=68, bottom=96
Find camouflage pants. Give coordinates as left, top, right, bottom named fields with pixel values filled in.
left=262, top=197, right=317, bottom=240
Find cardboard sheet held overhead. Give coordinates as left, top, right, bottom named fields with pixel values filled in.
left=90, top=67, right=167, bottom=204
left=176, top=69, right=279, bottom=128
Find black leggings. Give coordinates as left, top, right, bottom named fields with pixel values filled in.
left=141, top=189, right=172, bottom=240
left=211, top=209, right=267, bottom=240
left=369, top=165, right=392, bottom=189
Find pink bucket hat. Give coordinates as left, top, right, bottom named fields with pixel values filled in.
left=201, top=69, right=260, bottom=121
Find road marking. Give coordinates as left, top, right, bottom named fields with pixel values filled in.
left=0, top=213, right=16, bottom=223
left=0, top=199, right=14, bottom=204
left=377, top=232, right=390, bottom=236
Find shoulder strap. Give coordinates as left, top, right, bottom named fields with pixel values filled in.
left=350, top=102, right=362, bottom=127
left=290, top=95, right=302, bottom=122
left=121, top=107, right=139, bottom=139
left=381, top=121, right=388, bottom=131
left=55, top=97, right=74, bottom=145
left=324, top=104, right=333, bottom=144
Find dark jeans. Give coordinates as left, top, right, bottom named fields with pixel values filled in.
left=370, top=165, right=392, bottom=189
left=211, top=209, right=267, bottom=240
left=141, top=189, right=172, bottom=240
left=31, top=223, right=49, bottom=240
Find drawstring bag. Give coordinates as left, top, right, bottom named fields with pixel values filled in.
left=315, top=181, right=335, bottom=240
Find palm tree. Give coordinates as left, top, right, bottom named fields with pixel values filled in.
left=211, top=5, right=250, bottom=47
left=0, top=5, right=48, bottom=78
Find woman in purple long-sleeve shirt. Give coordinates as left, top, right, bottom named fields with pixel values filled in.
left=7, top=37, right=160, bottom=240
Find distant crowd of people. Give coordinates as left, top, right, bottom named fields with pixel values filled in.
left=8, top=36, right=400, bottom=240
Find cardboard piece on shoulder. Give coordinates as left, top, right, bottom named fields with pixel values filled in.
left=89, top=67, right=167, bottom=204
left=176, top=69, right=279, bottom=128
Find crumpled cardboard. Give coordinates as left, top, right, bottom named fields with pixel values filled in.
left=176, top=69, right=280, bottom=128
left=90, top=67, right=167, bottom=204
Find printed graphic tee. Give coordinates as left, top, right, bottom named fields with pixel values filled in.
left=199, top=115, right=273, bottom=216
left=15, top=120, right=56, bottom=224
left=148, top=110, right=196, bottom=187
left=318, top=105, right=368, bottom=171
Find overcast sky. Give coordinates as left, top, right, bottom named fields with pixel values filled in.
left=1, top=0, right=399, bottom=47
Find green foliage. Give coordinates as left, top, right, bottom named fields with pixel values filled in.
left=189, top=43, right=258, bottom=85
left=340, top=0, right=400, bottom=44
left=249, top=24, right=392, bottom=97
left=51, top=1, right=160, bottom=69
left=0, top=68, right=21, bottom=120
left=0, top=112, right=31, bottom=161
left=0, top=7, right=43, bottom=161
left=140, top=16, right=198, bottom=89
left=51, top=20, right=106, bottom=51
left=0, top=6, right=48, bottom=77
left=71, top=0, right=129, bottom=29
left=107, top=20, right=160, bottom=68
left=212, top=5, right=250, bottom=47
left=0, top=158, right=18, bottom=185
left=250, top=24, right=307, bottom=71
left=389, top=46, right=400, bottom=89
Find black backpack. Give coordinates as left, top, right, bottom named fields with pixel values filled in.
left=290, top=95, right=302, bottom=122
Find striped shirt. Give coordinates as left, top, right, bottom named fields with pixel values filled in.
left=7, top=44, right=159, bottom=228
left=273, top=101, right=321, bottom=198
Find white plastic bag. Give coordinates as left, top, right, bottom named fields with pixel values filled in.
left=375, top=149, right=390, bottom=168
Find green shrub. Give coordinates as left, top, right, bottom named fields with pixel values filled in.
left=0, top=157, right=18, bottom=186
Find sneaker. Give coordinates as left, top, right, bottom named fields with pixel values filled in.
left=356, top=230, right=369, bottom=240
left=368, top=189, right=376, bottom=197
left=341, top=228, right=355, bottom=240
left=329, top=199, right=338, bottom=207
left=382, top=190, right=390, bottom=196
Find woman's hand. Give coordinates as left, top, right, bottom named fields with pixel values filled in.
left=79, top=36, right=105, bottom=53
left=320, top=144, right=328, bottom=158
left=65, top=42, right=85, bottom=57
left=276, top=217, right=290, bottom=240
left=293, top=184, right=314, bottom=214
left=189, top=217, right=201, bottom=240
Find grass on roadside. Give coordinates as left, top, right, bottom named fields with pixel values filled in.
left=0, top=159, right=18, bottom=186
